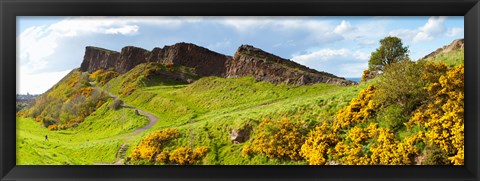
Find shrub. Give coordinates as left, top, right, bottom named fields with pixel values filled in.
left=130, top=128, right=180, bottom=162
left=376, top=104, right=409, bottom=130
left=168, top=146, right=209, bottom=165
left=48, top=124, right=59, bottom=131
left=374, top=60, right=427, bottom=114
left=361, top=70, right=370, bottom=82
left=408, top=64, right=464, bottom=165
left=333, top=85, right=378, bottom=132
left=330, top=124, right=422, bottom=165
left=422, top=144, right=450, bottom=165
left=244, top=118, right=308, bottom=161
left=110, top=99, right=123, bottom=110
left=300, top=123, right=339, bottom=165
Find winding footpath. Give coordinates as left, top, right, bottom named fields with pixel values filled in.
left=91, top=82, right=159, bottom=165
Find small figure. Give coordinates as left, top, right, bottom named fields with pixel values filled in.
left=45, top=135, right=48, bottom=141
left=135, top=110, right=139, bottom=116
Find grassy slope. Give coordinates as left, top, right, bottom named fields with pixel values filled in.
left=17, top=91, right=149, bottom=165
left=103, top=67, right=371, bottom=164
left=18, top=62, right=368, bottom=165
left=422, top=49, right=464, bottom=67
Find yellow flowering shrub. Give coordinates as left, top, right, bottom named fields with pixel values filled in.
left=243, top=118, right=307, bottom=160
left=329, top=124, right=422, bottom=165
left=300, top=123, right=339, bottom=165
left=408, top=64, right=464, bottom=165
left=361, top=70, right=370, bottom=82
left=333, top=85, right=378, bottom=132
left=130, top=128, right=180, bottom=161
left=168, top=146, right=209, bottom=165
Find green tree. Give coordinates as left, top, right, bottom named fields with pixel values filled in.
left=368, top=36, right=409, bottom=71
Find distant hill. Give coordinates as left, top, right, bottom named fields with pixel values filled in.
left=80, top=43, right=357, bottom=86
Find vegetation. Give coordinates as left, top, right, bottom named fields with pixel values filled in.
left=16, top=37, right=463, bottom=165
left=18, top=70, right=108, bottom=130
left=368, top=36, right=409, bottom=71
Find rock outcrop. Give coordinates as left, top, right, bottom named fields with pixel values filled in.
left=226, top=45, right=356, bottom=86
left=80, top=43, right=357, bottom=86
left=80, top=46, right=120, bottom=73
left=421, top=39, right=464, bottom=60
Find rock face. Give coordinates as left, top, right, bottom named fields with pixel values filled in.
left=226, top=45, right=356, bottom=86
left=421, top=39, right=464, bottom=60
left=80, top=47, right=121, bottom=73
left=80, top=43, right=357, bottom=86
left=149, top=43, right=231, bottom=77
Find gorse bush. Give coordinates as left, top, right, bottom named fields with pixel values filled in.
left=130, top=128, right=180, bottom=161
left=300, top=123, right=339, bottom=165
left=243, top=118, right=308, bottom=160
left=333, top=85, right=378, bottom=132
left=329, top=123, right=422, bottom=165
left=90, top=69, right=119, bottom=86
left=168, top=146, right=209, bottom=165
left=408, top=64, right=464, bottom=165
left=130, top=128, right=209, bottom=165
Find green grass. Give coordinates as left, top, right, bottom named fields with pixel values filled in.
left=423, top=49, right=464, bottom=67
left=18, top=62, right=371, bottom=165
left=16, top=99, right=148, bottom=165
left=113, top=75, right=371, bottom=164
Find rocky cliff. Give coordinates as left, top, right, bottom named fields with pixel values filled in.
left=226, top=45, right=356, bottom=86
left=80, top=43, right=356, bottom=86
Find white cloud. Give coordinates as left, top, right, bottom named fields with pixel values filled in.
left=18, top=16, right=202, bottom=94
left=446, top=27, right=463, bottom=37
left=334, top=20, right=354, bottom=34
left=390, top=16, right=447, bottom=43
left=17, top=68, right=72, bottom=94
left=291, top=48, right=369, bottom=77
left=293, top=48, right=369, bottom=63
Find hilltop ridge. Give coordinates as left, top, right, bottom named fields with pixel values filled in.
left=80, top=43, right=356, bottom=86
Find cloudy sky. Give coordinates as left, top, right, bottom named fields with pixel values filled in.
left=17, top=16, right=464, bottom=94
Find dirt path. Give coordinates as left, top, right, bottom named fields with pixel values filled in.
left=91, top=82, right=159, bottom=165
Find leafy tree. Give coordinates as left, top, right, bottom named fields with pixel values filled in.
left=368, top=36, right=409, bottom=71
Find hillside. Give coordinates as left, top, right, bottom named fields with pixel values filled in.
left=16, top=40, right=464, bottom=165
left=420, top=38, right=464, bottom=67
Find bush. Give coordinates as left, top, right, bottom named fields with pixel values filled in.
left=377, top=104, right=409, bottom=130
left=48, top=124, right=59, bottom=131
left=243, top=118, right=308, bottom=160
left=333, top=85, right=378, bottom=132
left=130, top=128, right=180, bottom=162
left=422, top=144, right=450, bottom=165
left=168, top=146, right=209, bottom=165
left=408, top=64, right=464, bottom=165
left=110, top=99, right=123, bottom=110
left=300, top=123, right=339, bottom=165
left=374, top=60, right=427, bottom=114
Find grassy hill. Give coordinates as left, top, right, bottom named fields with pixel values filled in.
left=421, top=48, right=464, bottom=67
left=17, top=62, right=369, bottom=165
left=16, top=41, right=464, bottom=165
left=98, top=64, right=372, bottom=164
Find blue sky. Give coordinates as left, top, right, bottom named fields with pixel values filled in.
left=17, top=16, right=464, bottom=94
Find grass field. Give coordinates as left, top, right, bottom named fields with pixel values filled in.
left=16, top=99, right=148, bottom=165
